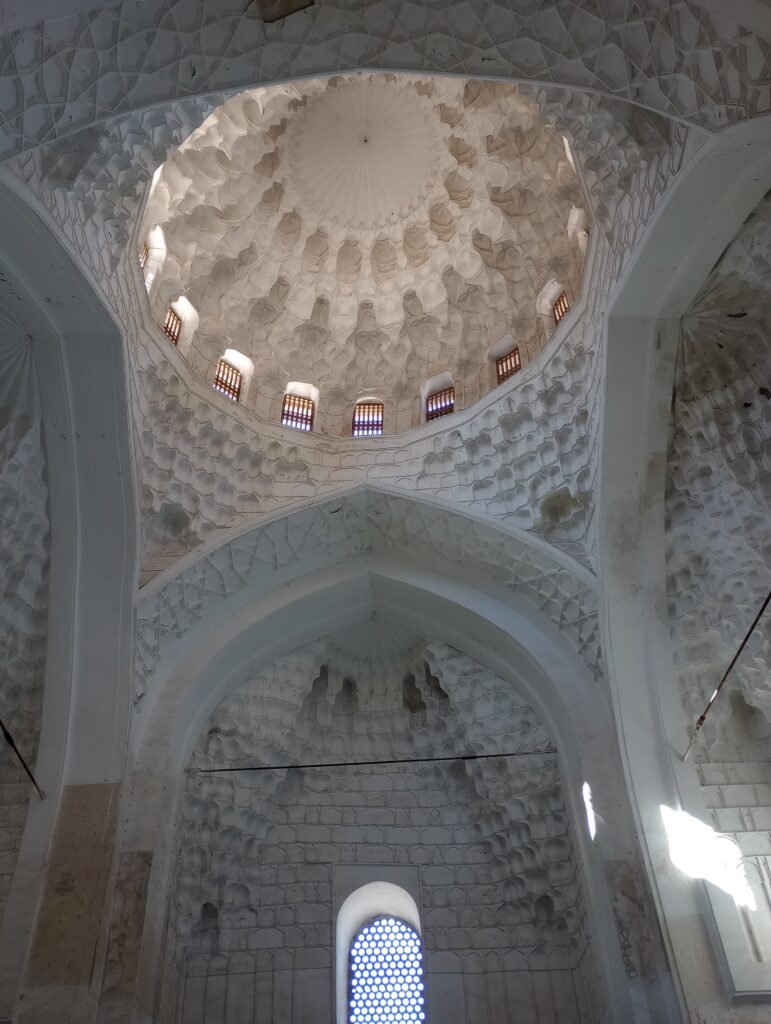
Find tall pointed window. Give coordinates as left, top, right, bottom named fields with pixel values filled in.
left=213, top=358, right=242, bottom=402
left=348, top=916, right=426, bottom=1024
left=282, top=392, right=315, bottom=431
left=496, top=346, right=521, bottom=384
left=162, top=307, right=182, bottom=345
left=139, top=241, right=149, bottom=270
left=425, top=385, right=454, bottom=421
left=553, top=291, right=570, bottom=325
left=352, top=400, right=384, bottom=437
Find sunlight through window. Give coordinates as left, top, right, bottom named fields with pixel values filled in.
left=349, top=916, right=426, bottom=1024
left=660, top=805, right=756, bottom=909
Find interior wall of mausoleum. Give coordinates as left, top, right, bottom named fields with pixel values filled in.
left=665, top=188, right=771, bottom=975
left=0, top=3, right=770, bottom=1023
left=158, top=635, right=601, bottom=1022
left=3, top=71, right=692, bottom=583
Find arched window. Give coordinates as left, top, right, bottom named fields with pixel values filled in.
left=213, top=358, right=242, bottom=402
left=349, top=916, right=426, bottom=1024
left=281, top=386, right=316, bottom=431
left=162, top=306, right=182, bottom=344
left=495, top=345, right=521, bottom=384
left=336, top=881, right=423, bottom=1024
left=553, top=290, right=570, bottom=324
left=161, top=296, right=199, bottom=353
left=425, top=385, right=454, bottom=421
left=352, top=399, right=384, bottom=436
left=141, top=224, right=167, bottom=291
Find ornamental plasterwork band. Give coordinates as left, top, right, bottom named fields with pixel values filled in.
left=0, top=0, right=768, bottom=160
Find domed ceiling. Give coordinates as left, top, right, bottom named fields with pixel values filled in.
left=141, top=73, right=589, bottom=435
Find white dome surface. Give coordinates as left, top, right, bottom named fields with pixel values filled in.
left=142, top=74, right=588, bottom=435
left=286, top=78, right=440, bottom=227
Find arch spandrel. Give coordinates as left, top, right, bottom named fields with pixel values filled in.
left=133, top=489, right=601, bottom=718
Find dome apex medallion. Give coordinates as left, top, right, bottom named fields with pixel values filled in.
left=285, top=79, right=441, bottom=228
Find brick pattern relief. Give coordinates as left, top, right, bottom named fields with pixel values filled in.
left=168, top=635, right=602, bottom=1022
left=0, top=0, right=768, bottom=162
left=666, top=190, right=771, bottom=959
left=0, top=299, right=49, bottom=925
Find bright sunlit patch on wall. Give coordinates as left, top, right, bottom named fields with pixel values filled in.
left=660, top=806, right=756, bottom=910
left=582, top=781, right=597, bottom=840
left=562, top=134, right=577, bottom=173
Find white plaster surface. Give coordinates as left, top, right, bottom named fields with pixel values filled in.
left=0, top=298, right=49, bottom=926
left=0, top=0, right=769, bottom=164
left=1, top=6, right=769, bottom=1017
left=139, top=75, right=587, bottom=432
left=4, top=80, right=688, bottom=581
left=167, top=635, right=600, bottom=1023
left=133, top=489, right=602, bottom=709
left=666, top=190, right=771, bottom=965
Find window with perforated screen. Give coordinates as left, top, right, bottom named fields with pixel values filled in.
left=162, top=307, right=181, bottom=344
left=352, top=401, right=384, bottom=436
left=348, top=916, right=426, bottom=1024
left=213, top=359, right=242, bottom=402
left=496, top=346, right=521, bottom=383
left=282, top=392, right=315, bottom=431
left=553, top=291, right=570, bottom=324
left=425, top=386, right=454, bottom=421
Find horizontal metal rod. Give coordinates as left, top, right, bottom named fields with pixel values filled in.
left=192, top=749, right=557, bottom=774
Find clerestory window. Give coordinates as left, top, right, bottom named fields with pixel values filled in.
left=162, top=307, right=182, bottom=344
left=213, top=358, right=242, bottom=402
left=348, top=916, right=426, bottom=1024
left=282, top=392, right=315, bottom=431
left=352, top=400, right=384, bottom=436
left=496, top=346, right=521, bottom=384
left=553, top=290, right=570, bottom=324
left=425, top=386, right=454, bottom=421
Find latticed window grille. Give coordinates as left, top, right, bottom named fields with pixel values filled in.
left=352, top=401, right=384, bottom=436
left=553, top=291, right=570, bottom=324
left=162, top=307, right=182, bottom=344
left=425, top=386, right=454, bottom=421
left=496, top=346, right=521, bottom=384
left=282, top=393, right=315, bottom=431
left=348, top=916, right=426, bottom=1024
left=213, top=359, right=242, bottom=402
left=139, top=241, right=149, bottom=270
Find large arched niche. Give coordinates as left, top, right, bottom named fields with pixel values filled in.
left=600, top=113, right=771, bottom=1019
left=0, top=176, right=138, bottom=1016
left=160, top=625, right=616, bottom=1023
left=118, top=491, right=679, bottom=1023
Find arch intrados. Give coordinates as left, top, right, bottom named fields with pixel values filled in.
left=134, top=558, right=601, bottom=782
left=600, top=113, right=771, bottom=1004
left=130, top=558, right=631, bottom=1019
